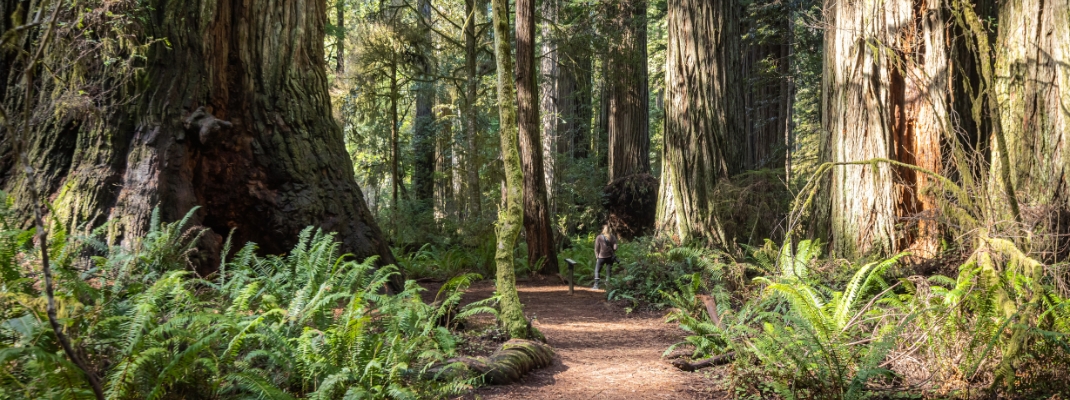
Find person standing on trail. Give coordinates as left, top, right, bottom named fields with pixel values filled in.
left=592, top=224, right=618, bottom=290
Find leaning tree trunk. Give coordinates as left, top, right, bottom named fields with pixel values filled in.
left=992, top=0, right=1070, bottom=254
left=0, top=0, right=402, bottom=291
left=656, top=0, right=742, bottom=245
left=823, top=0, right=948, bottom=258
left=517, top=0, right=558, bottom=274
left=412, top=0, right=437, bottom=206
left=604, top=0, right=650, bottom=181
left=490, top=0, right=538, bottom=339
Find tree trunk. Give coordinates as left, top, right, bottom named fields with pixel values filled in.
left=823, top=0, right=948, bottom=258
left=413, top=0, right=437, bottom=205
left=517, top=0, right=558, bottom=274
left=540, top=0, right=559, bottom=214
left=490, top=0, right=537, bottom=339
left=604, top=0, right=650, bottom=182
left=656, top=0, right=742, bottom=244
left=740, top=22, right=788, bottom=173
left=557, top=33, right=592, bottom=161
left=435, top=105, right=455, bottom=220
left=993, top=0, right=1070, bottom=252
left=463, top=0, right=483, bottom=221
left=336, top=0, right=345, bottom=73
left=391, top=62, right=401, bottom=234
left=0, top=0, right=401, bottom=291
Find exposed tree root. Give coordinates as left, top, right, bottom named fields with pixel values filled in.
left=430, top=339, right=555, bottom=384
left=671, top=351, right=736, bottom=372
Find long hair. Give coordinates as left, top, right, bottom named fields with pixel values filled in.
left=601, top=224, right=612, bottom=238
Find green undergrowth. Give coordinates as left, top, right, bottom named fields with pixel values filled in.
left=660, top=238, right=1070, bottom=399
left=0, top=201, right=481, bottom=399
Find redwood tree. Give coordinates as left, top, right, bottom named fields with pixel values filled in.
left=603, top=0, right=651, bottom=181
left=656, top=0, right=743, bottom=244
left=517, top=0, right=558, bottom=273
left=992, top=0, right=1070, bottom=234
left=0, top=0, right=401, bottom=290
left=412, top=0, right=437, bottom=205
left=823, top=0, right=948, bottom=258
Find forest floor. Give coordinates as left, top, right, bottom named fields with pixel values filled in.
left=422, top=279, right=727, bottom=399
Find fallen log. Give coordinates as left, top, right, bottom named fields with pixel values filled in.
left=428, top=339, right=554, bottom=384
left=671, top=351, right=736, bottom=372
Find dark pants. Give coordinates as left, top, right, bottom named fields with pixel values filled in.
left=594, top=257, right=615, bottom=280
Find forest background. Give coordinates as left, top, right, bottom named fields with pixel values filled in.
left=1, top=0, right=1069, bottom=398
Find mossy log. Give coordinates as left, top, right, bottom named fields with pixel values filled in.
left=671, top=351, right=735, bottom=372
left=430, top=339, right=554, bottom=385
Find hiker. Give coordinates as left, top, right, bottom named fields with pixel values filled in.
left=592, top=224, right=618, bottom=290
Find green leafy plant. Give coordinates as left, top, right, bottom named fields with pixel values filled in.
left=0, top=206, right=476, bottom=399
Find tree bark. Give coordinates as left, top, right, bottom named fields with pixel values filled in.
left=992, top=0, right=1070, bottom=252
left=656, top=0, right=742, bottom=244
left=490, top=0, right=537, bottom=339
left=517, top=0, right=558, bottom=274
left=823, top=0, right=948, bottom=258
left=412, top=0, right=437, bottom=205
left=435, top=105, right=455, bottom=220
left=336, top=0, right=345, bottom=73
left=0, top=0, right=401, bottom=291
left=740, top=15, right=789, bottom=173
left=540, top=0, right=559, bottom=213
left=463, top=0, right=483, bottom=221
left=604, top=0, right=651, bottom=182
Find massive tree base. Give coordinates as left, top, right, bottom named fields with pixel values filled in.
left=431, top=339, right=554, bottom=384
left=603, top=173, right=658, bottom=239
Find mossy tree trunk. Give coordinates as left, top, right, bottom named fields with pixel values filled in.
left=823, top=0, right=948, bottom=258
left=517, top=0, right=558, bottom=274
left=0, top=0, right=401, bottom=291
left=490, top=0, right=536, bottom=339
left=655, top=0, right=743, bottom=244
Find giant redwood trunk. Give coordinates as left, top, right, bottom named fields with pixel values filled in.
left=656, top=0, right=742, bottom=244
left=823, top=0, right=948, bottom=258
left=992, top=0, right=1070, bottom=252
left=604, top=0, right=651, bottom=182
left=517, top=0, right=558, bottom=274
left=0, top=0, right=401, bottom=290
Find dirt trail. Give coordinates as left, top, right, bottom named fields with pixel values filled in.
left=441, top=279, right=725, bottom=399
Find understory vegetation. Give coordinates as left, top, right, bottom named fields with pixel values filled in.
left=0, top=198, right=482, bottom=399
